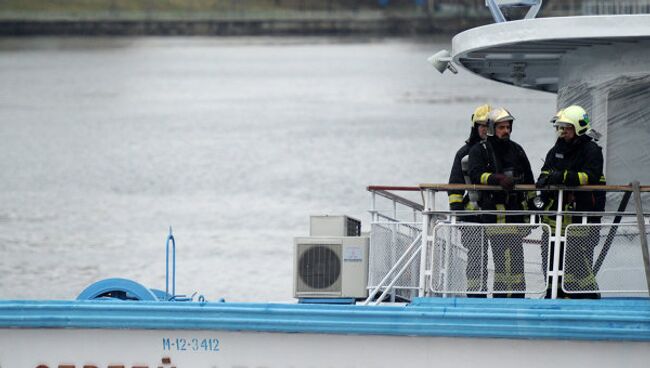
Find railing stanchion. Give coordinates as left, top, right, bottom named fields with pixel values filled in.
left=632, top=181, right=650, bottom=296
left=393, top=200, right=397, bottom=221
left=418, top=189, right=433, bottom=297
left=370, top=191, right=377, bottom=223
left=551, top=189, right=564, bottom=299
left=391, top=197, right=397, bottom=302
left=390, top=207, right=397, bottom=302
left=442, top=214, right=457, bottom=297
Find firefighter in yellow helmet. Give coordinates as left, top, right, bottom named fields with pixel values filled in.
left=536, top=105, right=606, bottom=299
left=468, top=107, right=535, bottom=298
left=448, top=104, right=490, bottom=297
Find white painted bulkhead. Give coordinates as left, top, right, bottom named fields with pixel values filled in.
left=558, top=41, right=650, bottom=185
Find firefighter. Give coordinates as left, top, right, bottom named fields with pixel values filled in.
left=536, top=105, right=605, bottom=299
left=448, top=104, right=490, bottom=297
left=468, top=107, right=535, bottom=298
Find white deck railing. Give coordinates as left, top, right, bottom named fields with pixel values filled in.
left=365, top=183, right=650, bottom=302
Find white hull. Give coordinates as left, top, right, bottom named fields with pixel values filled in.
left=2, top=328, right=650, bottom=368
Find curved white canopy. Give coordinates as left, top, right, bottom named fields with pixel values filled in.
left=451, top=15, right=650, bottom=93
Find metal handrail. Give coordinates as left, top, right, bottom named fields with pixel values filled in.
left=370, top=189, right=424, bottom=211
left=368, top=186, right=423, bottom=228
left=427, top=210, right=650, bottom=217
left=367, top=183, right=650, bottom=220
left=370, top=184, right=650, bottom=192
left=374, top=215, right=423, bottom=233
left=418, top=183, right=650, bottom=192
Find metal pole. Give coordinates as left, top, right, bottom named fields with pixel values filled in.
left=418, top=189, right=433, bottom=297
left=485, top=0, right=507, bottom=22
left=391, top=202, right=397, bottom=302
left=428, top=0, right=435, bottom=15
left=442, top=215, right=456, bottom=297
left=165, top=226, right=176, bottom=300
left=370, top=191, right=377, bottom=223
left=551, top=189, right=564, bottom=299
left=632, top=181, right=650, bottom=296
left=393, top=200, right=397, bottom=221
left=481, top=226, right=487, bottom=296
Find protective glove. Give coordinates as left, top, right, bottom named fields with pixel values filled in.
left=450, top=202, right=465, bottom=211
left=547, top=170, right=565, bottom=185
left=492, top=173, right=514, bottom=191
left=536, top=175, right=549, bottom=188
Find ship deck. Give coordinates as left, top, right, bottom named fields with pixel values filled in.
left=1, top=298, right=649, bottom=341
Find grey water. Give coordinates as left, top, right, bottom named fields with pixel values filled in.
left=0, top=37, right=555, bottom=302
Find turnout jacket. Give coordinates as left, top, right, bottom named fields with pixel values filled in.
left=468, top=137, right=535, bottom=223
left=448, top=143, right=472, bottom=209
left=448, top=127, right=483, bottom=216
left=537, top=135, right=606, bottom=225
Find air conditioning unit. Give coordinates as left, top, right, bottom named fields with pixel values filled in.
left=310, top=215, right=361, bottom=237
left=293, top=236, right=369, bottom=299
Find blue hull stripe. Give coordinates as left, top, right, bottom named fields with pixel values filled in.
left=0, top=298, right=649, bottom=342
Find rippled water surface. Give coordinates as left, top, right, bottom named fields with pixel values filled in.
left=0, top=37, right=555, bottom=301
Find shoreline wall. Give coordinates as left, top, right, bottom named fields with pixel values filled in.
left=0, top=16, right=491, bottom=36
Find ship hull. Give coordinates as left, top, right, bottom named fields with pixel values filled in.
left=1, top=298, right=650, bottom=367
left=2, top=328, right=650, bottom=368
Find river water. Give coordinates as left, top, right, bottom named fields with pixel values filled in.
left=0, top=37, right=555, bottom=301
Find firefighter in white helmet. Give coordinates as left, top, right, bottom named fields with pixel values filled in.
left=536, top=105, right=606, bottom=299
left=468, top=107, right=535, bottom=298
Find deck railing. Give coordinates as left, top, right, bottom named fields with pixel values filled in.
left=365, top=183, right=650, bottom=303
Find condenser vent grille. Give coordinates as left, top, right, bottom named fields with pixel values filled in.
left=346, top=217, right=361, bottom=236
left=296, top=244, right=342, bottom=294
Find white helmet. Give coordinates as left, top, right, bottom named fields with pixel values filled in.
left=487, top=107, right=515, bottom=136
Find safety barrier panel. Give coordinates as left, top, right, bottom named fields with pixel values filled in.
left=429, top=223, right=551, bottom=297
left=564, top=223, right=650, bottom=296
left=368, top=222, right=422, bottom=301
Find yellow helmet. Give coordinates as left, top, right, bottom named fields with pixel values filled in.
left=471, top=104, right=491, bottom=126
left=554, top=105, right=591, bottom=136
left=550, top=108, right=564, bottom=124
left=487, top=107, right=514, bottom=136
